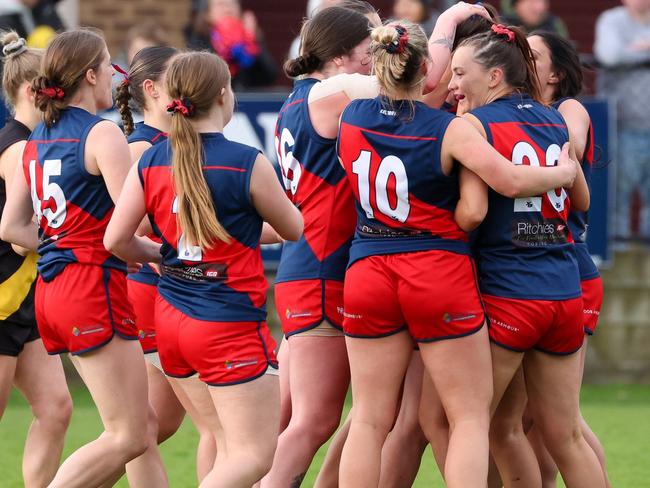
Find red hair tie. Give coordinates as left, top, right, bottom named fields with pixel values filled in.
left=166, top=98, right=195, bottom=117
left=386, top=25, right=409, bottom=54
left=112, top=63, right=129, bottom=86
left=38, top=87, right=65, bottom=100
left=491, top=24, right=515, bottom=43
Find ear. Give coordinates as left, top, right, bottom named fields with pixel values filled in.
left=85, top=67, right=97, bottom=86
left=548, top=69, right=561, bottom=86
left=332, top=55, right=344, bottom=68
left=217, top=86, right=226, bottom=105
left=23, top=81, right=35, bottom=102
left=142, top=79, right=158, bottom=99
left=488, top=67, right=504, bottom=89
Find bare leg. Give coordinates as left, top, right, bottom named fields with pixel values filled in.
left=379, top=351, right=428, bottom=488
left=49, top=337, right=165, bottom=488
left=314, top=412, right=351, bottom=488
left=13, top=339, right=72, bottom=488
left=419, top=370, right=448, bottom=475
left=490, top=366, right=541, bottom=488
left=0, top=354, right=17, bottom=418
left=169, top=376, right=218, bottom=483
left=278, top=336, right=292, bottom=432
left=528, top=421, right=557, bottom=488
left=200, top=375, right=280, bottom=488
left=339, top=332, right=413, bottom=488
left=524, top=351, right=606, bottom=488
left=146, top=362, right=185, bottom=443
left=421, top=326, right=492, bottom=488
left=262, top=335, right=349, bottom=488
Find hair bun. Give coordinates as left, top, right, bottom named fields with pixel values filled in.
left=2, top=37, right=27, bottom=57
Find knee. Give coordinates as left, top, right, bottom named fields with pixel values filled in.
left=32, top=390, right=73, bottom=432
left=114, top=430, right=149, bottom=462
left=291, top=409, right=341, bottom=445
left=537, top=417, right=582, bottom=458
left=230, top=444, right=276, bottom=483
left=418, top=406, right=448, bottom=444
left=489, top=415, right=523, bottom=450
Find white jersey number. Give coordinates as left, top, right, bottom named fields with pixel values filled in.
left=172, top=196, right=203, bottom=262
left=29, top=159, right=67, bottom=229
left=275, top=128, right=302, bottom=196
left=512, top=142, right=566, bottom=213
left=352, top=150, right=410, bottom=223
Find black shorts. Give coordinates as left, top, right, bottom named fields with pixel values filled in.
left=0, top=318, right=40, bottom=357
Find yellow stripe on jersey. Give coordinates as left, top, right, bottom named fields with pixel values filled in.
left=0, top=252, right=37, bottom=320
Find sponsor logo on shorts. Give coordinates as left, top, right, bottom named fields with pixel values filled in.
left=490, top=318, right=519, bottom=332
left=583, top=309, right=600, bottom=316
left=443, top=312, right=477, bottom=324
left=343, top=311, right=363, bottom=319
left=225, top=359, right=259, bottom=370
left=122, top=318, right=135, bottom=326
left=72, top=325, right=106, bottom=337
left=285, top=308, right=313, bottom=319
left=138, top=329, right=146, bottom=339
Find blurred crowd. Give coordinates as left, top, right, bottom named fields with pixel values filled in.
left=1, top=0, right=650, bottom=243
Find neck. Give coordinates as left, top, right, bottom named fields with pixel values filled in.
left=383, top=86, right=423, bottom=102
left=143, top=109, right=171, bottom=133
left=67, top=86, right=98, bottom=114
left=13, top=103, right=41, bottom=131
left=484, top=85, right=517, bottom=106
left=541, top=84, right=556, bottom=105
left=190, top=116, right=225, bottom=134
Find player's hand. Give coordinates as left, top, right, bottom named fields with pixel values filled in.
left=557, top=142, right=577, bottom=188
left=440, top=2, right=491, bottom=25
left=127, top=261, right=142, bottom=274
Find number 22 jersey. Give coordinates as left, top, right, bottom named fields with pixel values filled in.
left=470, top=95, right=580, bottom=300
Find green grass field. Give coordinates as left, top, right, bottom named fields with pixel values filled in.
left=1, top=384, right=649, bottom=487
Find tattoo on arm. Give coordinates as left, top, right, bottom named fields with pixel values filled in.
left=430, top=34, right=455, bottom=52
left=290, top=472, right=306, bottom=488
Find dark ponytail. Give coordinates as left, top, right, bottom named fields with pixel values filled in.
left=116, top=45, right=178, bottom=135
left=460, top=24, right=542, bottom=103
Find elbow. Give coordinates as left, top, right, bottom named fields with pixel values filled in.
left=572, top=195, right=590, bottom=213
left=456, top=207, right=487, bottom=232
left=501, top=181, right=522, bottom=200
left=0, top=221, right=13, bottom=244
left=283, top=213, right=304, bottom=242
left=103, top=232, right=123, bottom=258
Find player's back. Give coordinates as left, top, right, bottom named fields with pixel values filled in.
left=470, top=95, right=580, bottom=300
left=139, top=132, right=267, bottom=322
left=338, top=97, right=468, bottom=265
left=274, top=78, right=356, bottom=282
left=24, top=107, right=124, bottom=281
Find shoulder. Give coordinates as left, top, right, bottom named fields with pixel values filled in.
left=597, top=6, right=628, bottom=25
left=87, top=119, right=127, bottom=147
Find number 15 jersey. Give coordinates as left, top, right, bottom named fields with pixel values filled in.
left=470, top=95, right=580, bottom=300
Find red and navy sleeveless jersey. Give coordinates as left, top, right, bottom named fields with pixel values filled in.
left=553, top=98, right=599, bottom=281
left=274, top=78, right=357, bottom=283
left=138, top=132, right=267, bottom=322
left=126, top=122, right=168, bottom=286
left=338, top=97, right=468, bottom=265
left=24, top=107, right=126, bottom=282
left=471, top=95, right=580, bottom=300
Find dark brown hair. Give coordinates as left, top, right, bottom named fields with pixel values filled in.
left=453, top=3, right=500, bottom=50
left=166, top=51, right=232, bottom=248
left=116, top=46, right=178, bottom=135
left=459, top=25, right=542, bottom=102
left=529, top=30, right=583, bottom=99
left=32, top=29, right=107, bottom=127
left=284, top=6, right=370, bottom=78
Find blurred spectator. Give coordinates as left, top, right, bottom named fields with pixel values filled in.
left=501, top=0, right=568, bottom=37
left=594, top=0, right=650, bottom=240
left=185, top=0, right=277, bottom=90
left=0, top=0, right=63, bottom=39
left=125, top=22, right=169, bottom=65
left=393, top=0, right=440, bottom=36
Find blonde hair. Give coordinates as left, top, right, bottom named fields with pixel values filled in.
left=165, top=51, right=232, bottom=248
left=370, top=20, right=428, bottom=98
left=1, top=30, right=42, bottom=109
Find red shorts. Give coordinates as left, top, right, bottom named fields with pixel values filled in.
left=35, top=264, right=138, bottom=355
left=155, top=296, right=278, bottom=386
left=581, top=277, right=603, bottom=335
left=343, top=251, right=485, bottom=342
left=127, top=280, right=158, bottom=353
left=274, top=279, right=344, bottom=337
left=483, top=295, right=583, bottom=355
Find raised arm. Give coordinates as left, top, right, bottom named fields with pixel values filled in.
left=442, top=116, right=576, bottom=198
left=250, top=153, right=303, bottom=241
left=557, top=99, right=591, bottom=212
